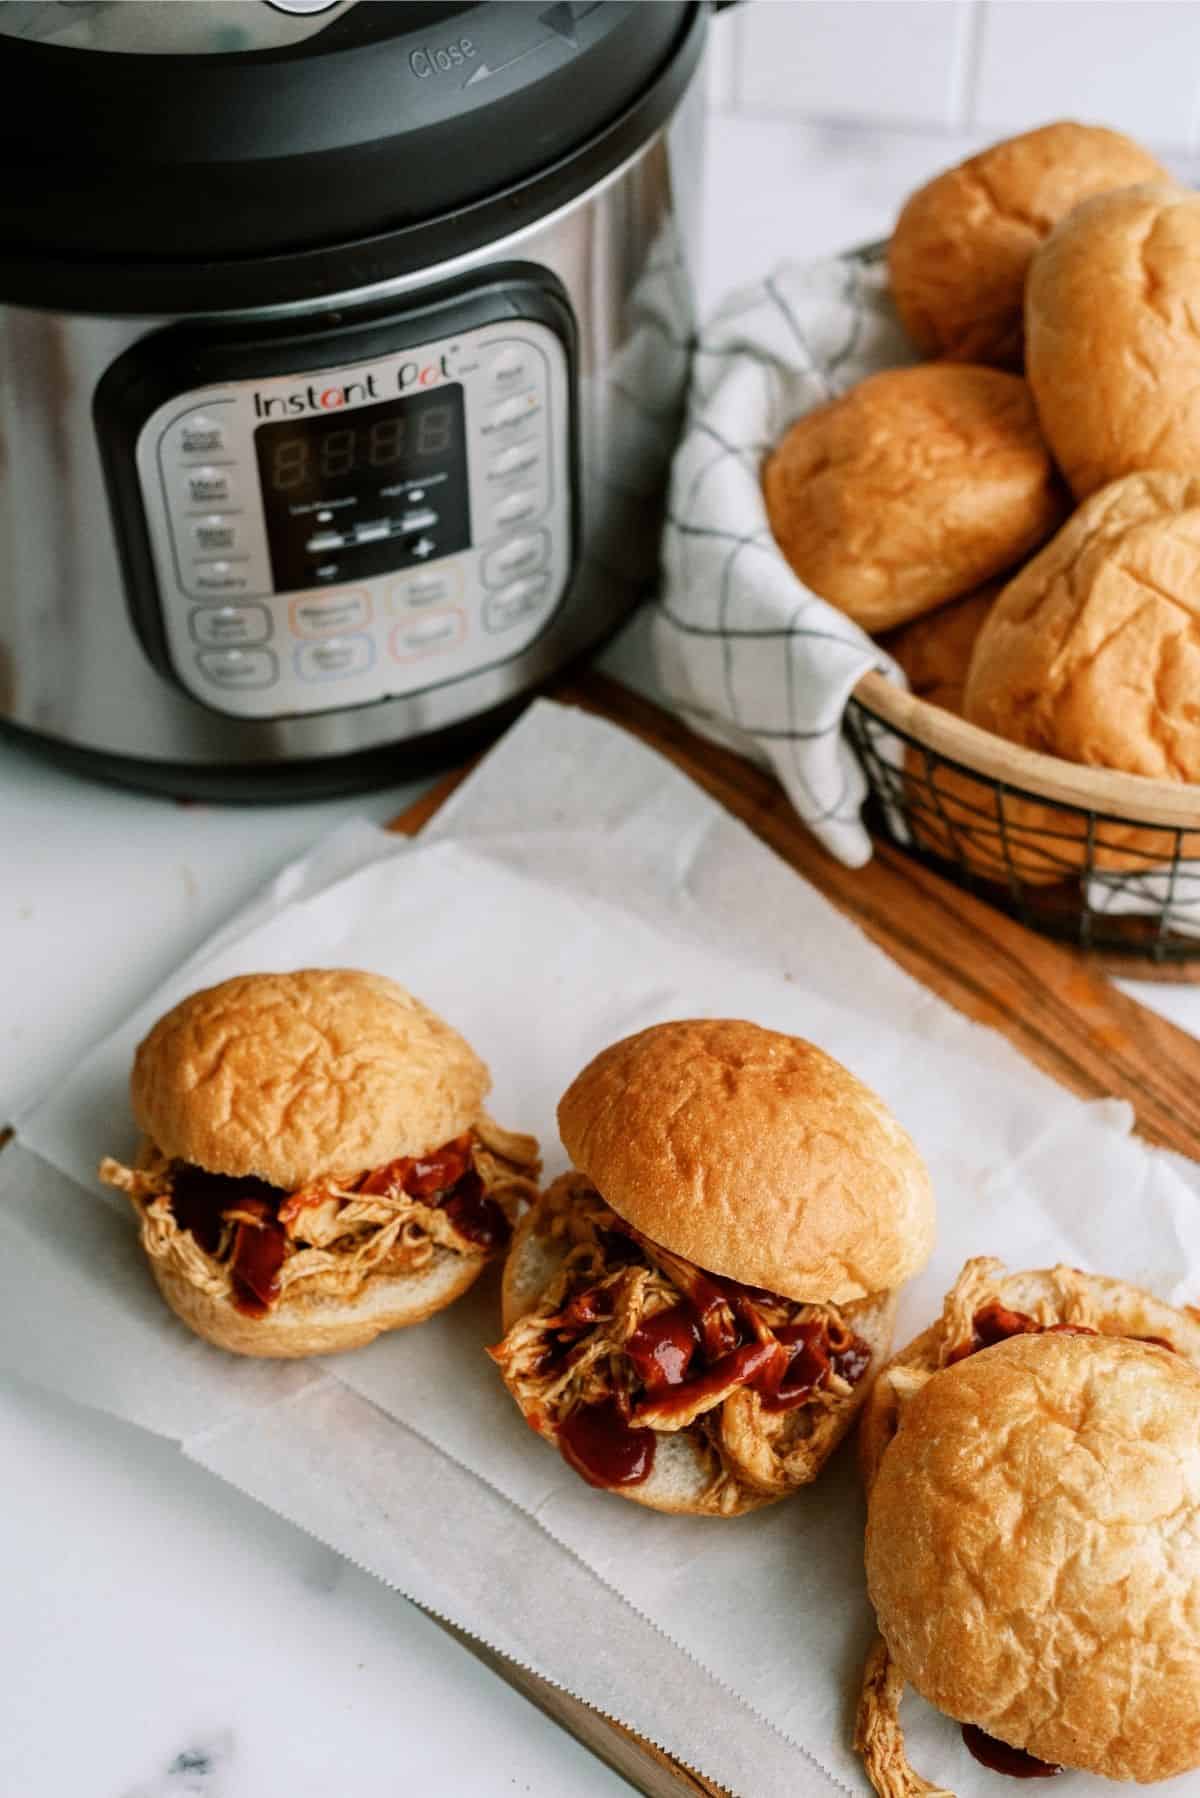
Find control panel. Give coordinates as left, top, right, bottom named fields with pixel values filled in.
left=120, top=304, right=572, bottom=719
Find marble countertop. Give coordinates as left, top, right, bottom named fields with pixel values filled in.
left=5, top=98, right=1200, bottom=1798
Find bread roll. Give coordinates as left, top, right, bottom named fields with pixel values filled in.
left=1027, top=182, right=1200, bottom=498
left=132, top=968, right=490, bottom=1190
left=762, top=365, right=1066, bottom=632
left=890, top=122, right=1166, bottom=368
left=865, top=1332, right=1200, bottom=1782
left=883, top=583, right=1000, bottom=714
left=885, top=583, right=1089, bottom=886
left=557, top=1018, right=934, bottom=1305
left=964, top=469, right=1200, bottom=780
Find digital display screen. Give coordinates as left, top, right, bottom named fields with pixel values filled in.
left=254, top=383, right=470, bottom=591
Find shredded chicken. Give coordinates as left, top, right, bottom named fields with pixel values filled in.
left=856, top=1636, right=954, bottom=1798
left=489, top=1174, right=874, bottom=1511
left=99, top=1119, right=540, bottom=1317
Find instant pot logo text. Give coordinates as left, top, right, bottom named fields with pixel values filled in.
left=252, top=358, right=452, bottom=418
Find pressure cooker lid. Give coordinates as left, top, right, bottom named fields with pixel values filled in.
left=0, top=0, right=701, bottom=304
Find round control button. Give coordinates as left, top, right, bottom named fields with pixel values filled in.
left=197, top=647, right=277, bottom=690
left=489, top=441, right=540, bottom=481
left=190, top=515, right=239, bottom=555
left=295, top=636, right=374, bottom=681
left=185, top=468, right=234, bottom=507
left=484, top=574, right=551, bottom=633
left=482, top=530, right=550, bottom=589
left=390, top=609, right=465, bottom=661
left=289, top=590, right=371, bottom=639
left=488, top=392, right=540, bottom=431
left=386, top=567, right=463, bottom=613
left=190, top=604, right=271, bottom=649
left=177, top=414, right=227, bottom=456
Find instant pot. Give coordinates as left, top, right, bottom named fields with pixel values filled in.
left=0, top=0, right=707, bottom=795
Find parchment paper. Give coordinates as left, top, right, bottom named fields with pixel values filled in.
left=4, top=699, right=1200, bottom=1798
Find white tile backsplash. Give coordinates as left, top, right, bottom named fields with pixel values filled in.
left=974, top=1, right=1200, bottom=149
left=735, top=1, right=975, bottom=128
left=721, top=0, right=1200, bottom=153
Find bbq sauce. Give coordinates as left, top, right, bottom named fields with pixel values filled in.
left=440, top=1168, right=511, bottom=1252
left=625, top=1304, right=702, bottom=1392
left=761, top=1320, right=830, bottom=1412
left=558, top=1398, right=656, bottom=1487
left=962, top=1725, right=1061, bottom=1779
left=169, top=1165, right=284, bottom=1254
left=229, top=1199, right=288, bottom=1317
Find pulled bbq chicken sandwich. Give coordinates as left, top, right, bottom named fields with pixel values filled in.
left=856, top=1257, right=1200, bottom=1794
left=489, top=1020, right=935, bottom=1517
left=100, top=970, right=540, bottom=1358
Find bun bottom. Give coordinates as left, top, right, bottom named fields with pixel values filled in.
left=149, top=1248, right=484, bottom=1359
left=499, top=1196, right=896, bottom=1517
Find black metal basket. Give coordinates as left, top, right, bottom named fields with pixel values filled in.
left=845, top=672, right=1200, bottom=964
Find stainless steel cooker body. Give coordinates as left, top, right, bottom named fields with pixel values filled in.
left=0, top=74, right=703, bottom=781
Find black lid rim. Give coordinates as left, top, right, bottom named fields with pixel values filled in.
left=1, top=4, right=705, bottom=317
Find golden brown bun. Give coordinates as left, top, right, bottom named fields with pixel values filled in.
left=887, top=583, right=1089, bottom=887
left=964, top=470, right=1200, bottom=781
left=883, top=583, right=1000, bottom=714
left=860, top=1258, right=1200, bottom=1493
left=557, top=1019, right=935, bottom=1305
left=131, top=969, right=490, bottom=1189
left=498, top=1185, right=898, bottom=1515
left=889, top=122, right=1166, bottom=368
left=865, top=1331, right=1200, bottom=1781
left=762, top=366, right=1066, bottom=632
left=149, top=1246, right=484, bottom=1359
left=1027, top=181, right=1200, bottom=498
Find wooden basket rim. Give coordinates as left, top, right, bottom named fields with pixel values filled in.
left=852, top=670, right=1200, bottom=830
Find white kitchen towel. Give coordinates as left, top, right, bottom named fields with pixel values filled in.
left=654, top=248, right=918, bottom=867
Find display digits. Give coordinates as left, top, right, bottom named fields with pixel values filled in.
left=270, top=437, right=310, bottom=491
left=367, top=416, right=407, bottom=467
left=416, top=405, right=453, bottom=457
left=319, top=428, right=356, bottom=481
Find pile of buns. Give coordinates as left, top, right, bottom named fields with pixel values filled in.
left=762, top=122, right=1200, bottom=884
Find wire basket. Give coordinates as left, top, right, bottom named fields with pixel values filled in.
left=845, top=671, right=1200, bottom=964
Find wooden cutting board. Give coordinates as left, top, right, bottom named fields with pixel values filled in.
left=388, top=669, right=1200, bottom=1797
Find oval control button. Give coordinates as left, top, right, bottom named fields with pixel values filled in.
left=191, top=515, right=240, bottom=554
left=491, top=488, right=539, bottom=530
left=489, top=441, right=539, bottom=481
left=390, top=609, right=465, bottom=661
left=185, top=468, right=234, bottom=506
left=289, top=590, right=371, bottom=638
left=482, top=530, right=549, bottom=588
left=484, top=574, right=551, bottom=633
left=387, top=567, right=463, bottom=613
left=488, top=392, right=539, bottom=431
left=191, top=604, right=271, bottom=649
left=295, top=636, right=374, bottom=680
left=197, top=647, right=277, bottom=690
left=177, top=414, right=227, bottom=456
left=487, top=344, right=536, bottom=395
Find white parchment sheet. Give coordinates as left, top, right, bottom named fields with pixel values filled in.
left=4, top=699, right=1200, bottom=1798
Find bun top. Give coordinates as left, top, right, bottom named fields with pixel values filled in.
left=1027, top=182, right=1200, bottom=498
left=889, top=121, right=1166, bottom=368
left=762, top=364, right=1066, bottom=634
left=964, top=469, right=1200, bottom=780
left=557, top=1019, right=934, bottom=1304
left=866, top=1332, right=1200, bottom=1782
left=131, top=969, right=490, bottom=1189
